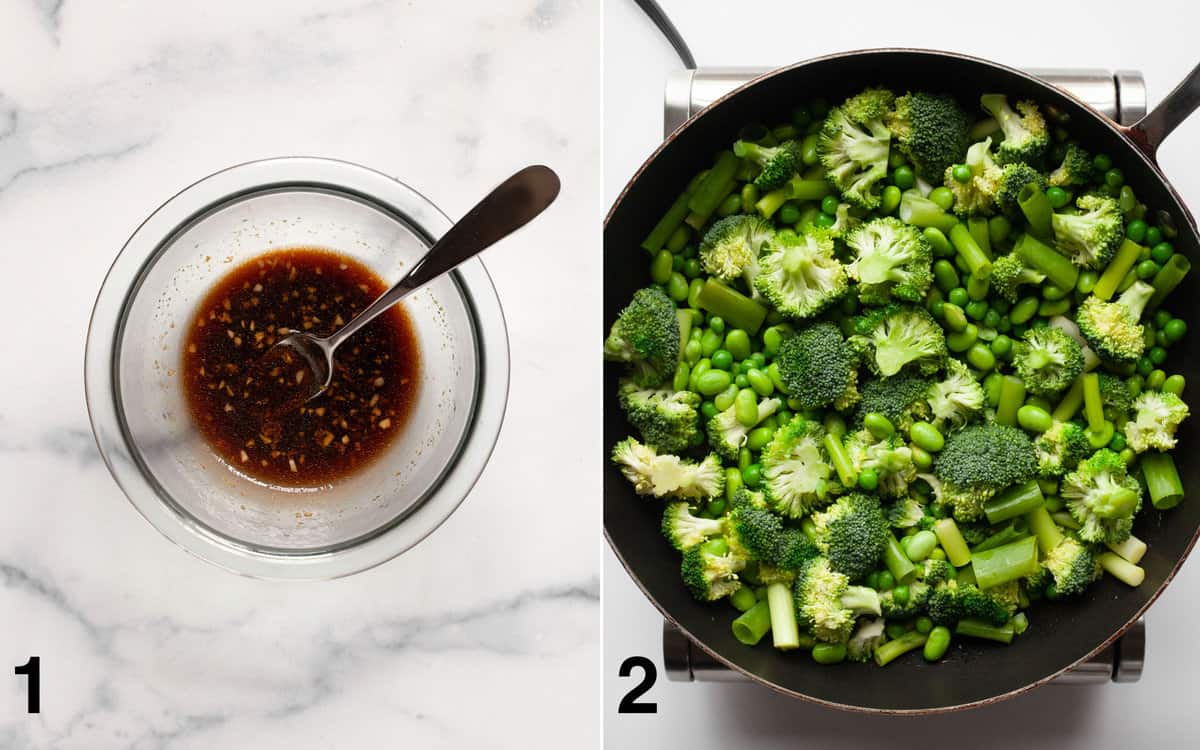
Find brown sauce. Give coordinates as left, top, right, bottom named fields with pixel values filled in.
left=182, top=248, right=419, bottom=487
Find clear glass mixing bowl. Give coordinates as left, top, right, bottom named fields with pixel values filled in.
left=85, top=157, right=509, bottom=579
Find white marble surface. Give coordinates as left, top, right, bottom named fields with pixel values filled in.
left=0, top=1, right=600, bottom=747
left=604, top=0, right=1200, bottom=747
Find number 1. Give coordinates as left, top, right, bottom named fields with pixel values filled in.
left=14, top=657, right=39, bottom=714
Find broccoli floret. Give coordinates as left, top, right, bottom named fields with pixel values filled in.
left=762, top=416, right=837, bottom=519
left=699, top=215, right=774, bottom=284
left=603, top=287, right=680, bottom=387
left=849, top=305, right=947, bottom=377
left=1061, top=449, right=1142, bottom=545
left=1098, top=373, right=1134, bottom=417
left=888, top=91, right=971, bottom=181
left=1051, top=195, right=1124, bottom=270
left=1035, top=420, right=1092, bottom=477
left=774, top=527, right=821, bottom=569
left=793, top=557, right=882, bottom=643
left=845, top=217, right=933, bottom=304
left=1124, top=390, right=1190, bottom=453
left=945, top=137, right=1004, bottom=216
left=844, top=429, right=917, bottom=498
left=617, top=380, right=702, bottom=452
left=730, top=486, right=768, bottom=510
left=811, top=493, right=889, bottom=580
left=880, top=580, right=931, bottom=619
left=727, top=504, right=783, bottom=561
left=847, top=617, right=888, bottom=663
left=989, top=252, right=1047, bottom=303
left=979, top=94, right=1049, bottom=165
left=934, top=424, right=1037, bottom=520
left=886, top=497, right=926, bottom=529
left=920, top=559, right=953, bottom=586
left=611, top=437, right=725, bottom=500
left=707, top=396, right=782, bottom=460
left=826, top=201, right=861, bottom=239
left=1012, top=327, right=1084, bottom=397
left=681, top=540, right=747, bottom=601
left=1048, top=143, right=1093, bottom=187
left=1076, top=280, right=1155, bottom=364
left=818, top=89, right=895, bottom=209
left=925, top=359, right=986, bottom=433
left=855, top=374, right=934, bottom=431
left=928, top=580, right=1011, bottom=626
left=775, top=322, right=859, bottom=410
left=996, top=162, right=1046, bottom=219
left=754, top=228, right=848, bottom=321
left=1042, top=535, right=1101, bottom=597
left=661, top=502, right=726, bottom=551
left=734, top=139, right=802, bottom=191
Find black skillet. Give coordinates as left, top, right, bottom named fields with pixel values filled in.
left=604, top=49, right=1200, bottom=713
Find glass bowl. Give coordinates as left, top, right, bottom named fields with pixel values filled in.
left=85, top=157, right=509, bottom=579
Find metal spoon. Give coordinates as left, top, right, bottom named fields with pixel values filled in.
left=250, top=165, right=560, bottom=415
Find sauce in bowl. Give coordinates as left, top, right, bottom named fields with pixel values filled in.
left=182, top=247, right=419, bottom=487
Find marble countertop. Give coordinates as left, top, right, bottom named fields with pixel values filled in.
left=604, top=0, right=1200, bottom=747
left=0, top=1, right=599, bottom=747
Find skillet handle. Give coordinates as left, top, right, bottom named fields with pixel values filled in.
left=1126, top=61, right=1200, bottom=158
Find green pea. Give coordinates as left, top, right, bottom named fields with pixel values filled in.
left=742, top=463, right=763, bottom=489
left=929, top=186, right=955, bottom=211
left=708, top=498, right=727, bottom=517
left=1092, top=153, right=1113, bottom=172
left=1136, top=259, right=1160, bottom=280
left=1127, top=218, right=1148, bottom=242
left=924, top=227, right=954, bottom=256
left=1042, top=283, right=1070, bottom=301
left=991, top=334, right=1013, bottom=359
left=1011, top=296, right=1039, bottom=325
left=930, top=299, right=946, bottom=319
left=910, top=444, right=933, bottom=471
left=885, top=622, right=909, bottom=641
left=951, top=164, right=972, bottom=183
left=983, top=309, right=1002, bottom=330
left=1147, top=368, right=1167, bottom=391
left=858, top=468, right=879, bottom=491
left=714, top=384, right=738, bottom=411
left=1153, top=309, right=1172, bottom=329
left=1163, top=374, right=1186, bottom=396
left=945, top=287, right=968, bottom=308
left=909, top=422, right=944, bottom=452
left=1038, top=298, right=1071, bottom=318
left=682, top=258, right=702, bottom=279
left=708, top=315, right=726, bottom=335
left=966, top=343, right=996, bottom=371
left=891, top=584, right=911, bottom=606
left=813, top=212, right=836, bottom=229
left=701, top=329, right=724, bottom=357
left=877, top=570, right=895, bottom=590
left=1146, top=226, right=1163, bottom=246
left=1076, top=270, right=1099, bottom=295
left=1104, top=168, right=1125, bottom=188
left=923, top=626, right=951, bottom=662
left=747, top=425, right=775, bottom=452
left=864, top=413, right=895, bottom=439
left=964, top=300, right=987, bottom=322
left=666, top=272, right=689, bottom=302
left=734, top=388, right=760, bottom=427
left=1044, top=186, right=1070, bottom=209
left=1018, top=404, right=1053, bottom=433
left=724, top=329, right=751, bottom=360
left=735, top=374, right=749, bottom=389
left=1164, top=318, right=1188, bottom=343
left=1137, top=356, right=1154, bottom=376
left=893, top=166, right=915, bottom=190
left=880, top=185, right=903, bottom=215
left=672, top=361, right=690, bottom=392
left=947, top=324, right=978, bottom=352
left=812, top=643, right=847, bottom=664
left=915, top=616, right=934, bottom=635
left=1108, top=432, right=1127, bottom=452
left=696, top=369, right=733, bottom=397
left=1149, top=346, right=1168, bottom=366
left=865, top=571, right=881, bottom=590
left=906, top=530, right=939, bottom=562
left=650, top=250, right=673, bottom=284
left=700, top=401, right=719, bottom=420
left=710, top=349, right=734, bottom=371
left=776, top=203, right=801, bottom=226
left=1152, top=242, right=1175, bottom=265
left=817, top=194, right=839, bottom=215
left=929, top=548, right=947, bottom=562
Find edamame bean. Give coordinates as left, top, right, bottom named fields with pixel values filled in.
left=1010, top=296, right=1039, bottom=325
left=763, top=326, right=785, bottom=354
left=1164, top=374, right=1186, bottom=395
left=746, top=368, right=774, bottom=397
left=714, top=384, right=738, bottom=411
left=687, top=278, right=705, bottom=310
left=735, top=388, right=759, bottom=427
left=696, top=369, right=733, bottom=397
left=1147, top=369, right=1166, bottom=391
left=941, top=303, right=968, bottom=332
left=909, top=422, right=944, bottom=452
left=1076, top=270, right=1099, bottom=295
left=725, top=329, right=752, bottom=360
left=1038, top=298, right=1071, bottom=318
left=667, top=272, right=689, bottom=302
left=924, top=227, right=954, bottom=257
left=933, top=260, right=960, bottom=292
left=947, top=324, right=978, bottom=352
left=991, top=334, right=1013, bottom=359
left=734, top=373, right=749, bottom=389
left=812, top=643, right=847, bottom=664
left=725, top=468, right=743, bottom=503
left=1017, top=404, right=1053, bottom=433
left=929, top=186, right=955, bottom=211
left=701, top=329, right=724, bottom=357
left=742, top=463, right=763, bottom=489
left=767, top=362, right=788, bottom=392
left=685, top=339, right=702, bottom=364
left=864, top=413, right=895, bottom=439
left=905, top=530, right=939, bottom=562
left=915, top=616, right=934, bottom=635
left=947, top=287, right=969, bottom=307
left=880, top=185, right=902, bottom=215
left=650, top=250, right=673, bottom=284
left=911, top=444, right=933, bottom=470
left=673, top=362, right=690, bottom=392
left=983, top=372, right=1004, bottom=407
left=923, top=626, right=951, bottom=662
left=747, top=425, right=775, bottom=452
left=966, top=343, right=996, bottom=371
left=700, top=401, right=719, bottom=420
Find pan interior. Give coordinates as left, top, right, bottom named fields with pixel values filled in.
left=604, top=49, right=1199, bottom=712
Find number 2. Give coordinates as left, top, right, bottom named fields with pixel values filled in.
left=617, top=656, right=657, bottom=713
left=14, top=657, right=39, bottom=714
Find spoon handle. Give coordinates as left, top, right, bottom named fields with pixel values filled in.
left=327, top=164, right=561, bottom=350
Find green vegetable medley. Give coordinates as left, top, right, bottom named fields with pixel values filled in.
left=606, top=86, right=1193, bottom=667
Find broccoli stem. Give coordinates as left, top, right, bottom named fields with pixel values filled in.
left=1015, top=234, right=1079, bottom=291
left=732, top=599, right=773, bottom=646
left=824, top=433, right=859, bottom=487
left=800, top=517, right=818, bottom=542
left=933, top=518, right=972, bottom=567
left=641, top=188, right=693, bottom=254
left=900, top=192, right=959, bottom=233
left=686, top=151, right=739, bottom=222
left=874, top=631, right=927, bottom=666
left=755, top=187, right=790, bottom=219
left=1025, top=506, right=1064, bottom=555
left=1082, top=373, right=1105, bottom=432
left=956, top=618, right=1015, bottom=644
left=1093, top=239, right=1144, bottom=301
left=969, top=117, right=1000, bottom=140
left=766, top=582, right=801, bottom=650
left=994, top=375, right=1026, bottom=427
left=967, top=217, right=992, bottom=258
left=884, top=532, right=918, bottom=584
left=1142, top=451, right=1185, bottom=510
left=1052, top=376, right=1085, bottom=422
left=1106, top=534, right=1148, bottom=565
left=1051, top=511, right=1082, bottom=530
left=949, top=223, right=993, bottom=277
left=695, top=278, right=767, bottom=334
left=789, top=177, right=835, bottom=201
left=1017, top=183, right=1053, bottom=239
left=1147, top=253, right=1192, bottom=312
left=686, top=178, right=737, bottom=230
left=972, top=518, right=1031, bottom=553
left=983, top=480, right=1044, bottom=524
left=1098, top=551, right=1145, bottom=587
left=971, top=535, right=1039, bottom=589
